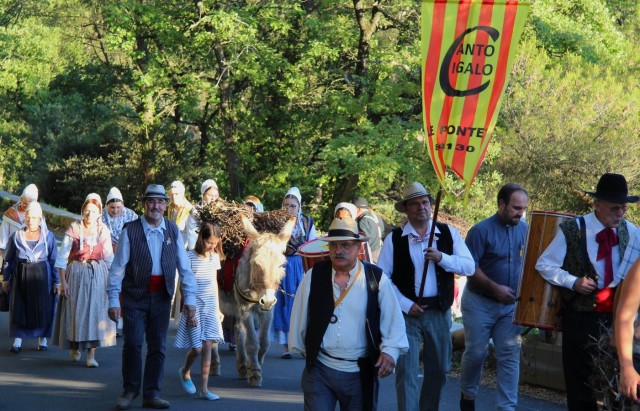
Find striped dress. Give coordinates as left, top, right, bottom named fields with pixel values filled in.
left=175, top=251, right=224, bottom=348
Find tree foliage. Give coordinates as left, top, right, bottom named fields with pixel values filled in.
left=0, top=0, right=638, bottom=228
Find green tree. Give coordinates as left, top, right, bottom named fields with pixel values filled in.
left=497, top=38, right=640, bottom=216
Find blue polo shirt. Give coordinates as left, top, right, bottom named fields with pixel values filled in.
left=465, top=213, right=528, bottom=295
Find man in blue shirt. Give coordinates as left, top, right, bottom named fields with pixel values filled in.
left=107, top=184, right=198, bottom=410
left=459, top=183, right=528, bottom=411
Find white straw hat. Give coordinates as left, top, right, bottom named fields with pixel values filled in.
left=319, top=217, right=368, bottom=242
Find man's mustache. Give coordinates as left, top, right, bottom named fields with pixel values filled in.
left=332, top=253, right=348, bottom=260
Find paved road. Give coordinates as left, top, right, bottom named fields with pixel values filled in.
left=0, top=311, right=565, bottom=411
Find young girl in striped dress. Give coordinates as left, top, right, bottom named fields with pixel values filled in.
left=175, top=223, right=225, bottom=400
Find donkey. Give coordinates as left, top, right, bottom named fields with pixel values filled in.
left=212, top=214, right=294, bottom=387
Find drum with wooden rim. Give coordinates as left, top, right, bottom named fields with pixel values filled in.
left=514, top=211, right=575, bottom=331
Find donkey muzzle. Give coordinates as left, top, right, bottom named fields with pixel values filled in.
left=259, top=289, right=278, bottom=311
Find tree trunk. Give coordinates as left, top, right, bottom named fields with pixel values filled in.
left=329, top=2, right=381, bottom=204
left=215, top=45, right=242, bottom=198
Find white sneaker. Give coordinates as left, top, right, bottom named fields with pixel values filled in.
left=86, top=350, right=98, bottom=368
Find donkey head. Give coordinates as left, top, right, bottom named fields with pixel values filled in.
left=240, top=214, right=295, bottom=310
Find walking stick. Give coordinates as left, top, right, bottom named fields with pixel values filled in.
left=416, top=189, right=442, bottom=306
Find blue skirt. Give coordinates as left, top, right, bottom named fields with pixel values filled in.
left=273, top=255, right=304, bottom=332
left=9, top=260, right=56, bottom=338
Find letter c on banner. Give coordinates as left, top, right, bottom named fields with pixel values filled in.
left=439, top=26, right=500, bottom=97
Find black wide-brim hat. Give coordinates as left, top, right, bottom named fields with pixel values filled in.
left=585, top=173, right=640, bottom=203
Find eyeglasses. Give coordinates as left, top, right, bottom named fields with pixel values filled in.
left=597, top=200, right=628, bottom=214
left=145, top=199, right=167, bottom=206
left=608, top=205, right=628, bottom=214
left=328, top=242, right=359, bottom=251
left=406, top=199, right=430, bottom=208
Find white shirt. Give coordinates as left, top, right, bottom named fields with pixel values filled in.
left=288, top=260, right=409, bottom=373
left=376, top=221, right=475, bottom=314
left=535, top=212, right=636, bottom=289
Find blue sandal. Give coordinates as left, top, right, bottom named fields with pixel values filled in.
left=199, top=391, right=220, bottom=401
left=178, top=367, right=196, bottom=394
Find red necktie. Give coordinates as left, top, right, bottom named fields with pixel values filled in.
left=596, top=227, right=618, bottom=287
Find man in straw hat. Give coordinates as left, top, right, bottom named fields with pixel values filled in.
left=459, top=183, right=529, bottom=411
left=377, top=182, right=475, bottom=411
left=536, top=173, right=638, bottom=411
left=107, top=184, right=198, bottom=410
left=289, top=217, right=408, bottom=410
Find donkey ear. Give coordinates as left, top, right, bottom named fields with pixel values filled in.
left=278, top=217, right=296, bottom=243
left=241, top=214, right=260, bottom=240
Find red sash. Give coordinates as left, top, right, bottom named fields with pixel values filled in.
left=594, top=287, right=615, bottom=313
left=147, top=275, right=166, bottom=292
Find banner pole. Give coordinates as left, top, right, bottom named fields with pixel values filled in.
left=417, top=188, right=442, bottom=306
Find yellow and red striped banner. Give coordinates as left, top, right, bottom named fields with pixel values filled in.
left=422, top=0, right=529, bottom=190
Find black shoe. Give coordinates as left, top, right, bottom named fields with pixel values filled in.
left=142, top=397, right=170, bottom=409
left=9, top=346, right=21, bottom=354
left=460, top=393, right=475, bottom=411
left=116, top=391, right=139, bottom=410
left=37, top=345, right=48, bottom=351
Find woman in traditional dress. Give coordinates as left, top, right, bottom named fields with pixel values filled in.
left=0, top=184, right=41, bottom=258
left=275, top=186, right=316, bottom=359
left=334, top=202, right=357, bottom=220
left=187, top=179, right=220, bottom=250
left=2, top=202, right=59, bottom=353
left=168, top=181, right=194, bottom=324
left=53, top=193, right=116, bottom=367
left=168, top=181, right=193, bottom=246
left=101, top=187, right=138, bottom=252
left=176, top=222, right=225, bottom=400
left=244, top=195, right=264, bottom=213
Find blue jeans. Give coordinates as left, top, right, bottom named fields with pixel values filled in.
left=301, top=361, right=362, bottom=411
left=396, top=308, right=452, bottom=411
left=460, top=290, right=521, bottom=411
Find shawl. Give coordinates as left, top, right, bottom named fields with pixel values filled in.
left=168, top=201, right=193, bottom=229
left=2, top=205, right=24, bottom=231
left=13, top=225, right=50, bottom=262
left=102, top=207, right=138, bottom=243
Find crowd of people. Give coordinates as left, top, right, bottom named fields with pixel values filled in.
left=2, top=174, right=640, bottom=410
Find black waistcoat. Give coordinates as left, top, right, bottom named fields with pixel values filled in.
left=122, top=218, right=179, bottom=300
left=389, top=223, right=455, bottom=310
left=304, top=260, right=382, bottom=370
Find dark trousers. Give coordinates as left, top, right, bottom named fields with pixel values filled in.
left=121, top=292, right=172, bottom=399
left=301, top=361, right=363, bottom=411
left=561, top=308, right=612, bottom=411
